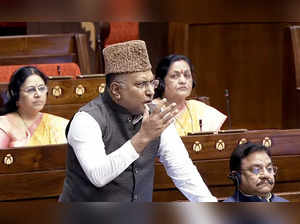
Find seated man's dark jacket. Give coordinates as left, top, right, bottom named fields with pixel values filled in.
left=223, top=191, right=288, bottom=202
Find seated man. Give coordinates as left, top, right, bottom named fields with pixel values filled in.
left=224, top=142, right=288, bottom=202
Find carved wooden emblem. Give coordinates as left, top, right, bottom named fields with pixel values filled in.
left=98, top=83, right=106, bottom=93
left=52, top=86, right=62, bottom=97
left=239, top=138, right=248, bottom=145
left=262, top=137, right=272, bottom=148
left=4, top=154, right=13, bottom=165
left=192, top=141, right=202, bottom=152
left=75, top=84, right=85, bottom=96
left=216, top=140, right=225, bottom=151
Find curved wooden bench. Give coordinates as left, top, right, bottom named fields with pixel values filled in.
left=0, top=33, right=91, bottom=82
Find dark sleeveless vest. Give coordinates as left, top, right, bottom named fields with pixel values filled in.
left=59, top=90, right=160, bottom=202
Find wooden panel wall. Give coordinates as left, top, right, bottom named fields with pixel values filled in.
left=169, top=22, right=300, bottom=130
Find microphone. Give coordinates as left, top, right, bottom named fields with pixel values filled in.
left=57, top=65, right=61, bottom=76
left=132, top=102, right=157, bottom=125
left=224, top=89, right=232, bottom=129
left=146, top=102, right=157, bottom=114
left=199, top=119, right=202, bottom=132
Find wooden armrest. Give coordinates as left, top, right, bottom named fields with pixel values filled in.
left=48, top=76, right=73, bottom=80
left=187, top=131, right=215, bottom=136
left=76, top=74, right=106, bottom=79
left=218, top=129, right=248, bottom=134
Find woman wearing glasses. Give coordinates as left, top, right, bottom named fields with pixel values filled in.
left=155, top=54, right=227, bottom=136
left=0, top=66, right=68, bottom=148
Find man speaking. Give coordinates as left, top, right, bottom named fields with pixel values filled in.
left=59, top=40, right=216, bottom=202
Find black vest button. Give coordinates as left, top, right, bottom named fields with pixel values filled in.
left=134, top=168, right=138, bottom=174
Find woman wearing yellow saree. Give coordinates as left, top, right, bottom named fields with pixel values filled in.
left=155, top=55, right=227, bottom=136
left=0, top=66, right=68, bottom=148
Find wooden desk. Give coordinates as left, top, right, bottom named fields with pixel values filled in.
left=0, top=75, right=106, bottom=119
left=153, top=129, right=300, bottom=202
left=44, top=75, right=106, bottom=119
left=0, top=129, right=299, bottom=203
left=0, top=144, right=66, bottom=202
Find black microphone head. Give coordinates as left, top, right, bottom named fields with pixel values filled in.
left=57, top=65, right=61, bottom=75
left=225, top=89, right=229, bottom=97
left=224, top=88, right=232, bottom=129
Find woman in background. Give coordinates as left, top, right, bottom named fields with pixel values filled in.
left=0, top=66, right=68, bottom=148
left=155, top=54, right=227, bottom=136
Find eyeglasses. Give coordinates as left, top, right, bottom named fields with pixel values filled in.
left=241, top=165, right=278, bottom=176
left=169, top=71, right=192, bottom=80
left=134, top=79, right=159, bottom=89
left=21, top=85, right=48, bottom=95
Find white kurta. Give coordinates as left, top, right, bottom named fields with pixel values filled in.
left=68, top=111, right=217, bottom=202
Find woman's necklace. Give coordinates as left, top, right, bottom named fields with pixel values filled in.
left=174, top=102, right=194, bottom=135
left=17, top=111, right=31, bottom=137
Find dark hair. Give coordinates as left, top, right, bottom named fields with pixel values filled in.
left=105, top=72, right=128, bottom=91
left=0, top=66, right=48, bottom=115
left=106, top=73, right=118, bottom=88
left=230, top=142, right=272, bottom=172
left=154, top=54, right=196, bottom=98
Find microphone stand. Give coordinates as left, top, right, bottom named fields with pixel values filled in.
left=225, top=89, right=232, bottom=129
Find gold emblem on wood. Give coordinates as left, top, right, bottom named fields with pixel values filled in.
left=52, top=86, right=62, bottom=97
left=4, top=154, right=13, bottom=165
left=192, top=141, right=202, bottom=152
left=239, top=138, right=248, bottom=145
left=98, top=83, right=106, bottom=93
left=75, top=84, right=85, bottom=96
left=216, top=140, right=225, bottom=151
left=262, top=137, right=272, bottom=148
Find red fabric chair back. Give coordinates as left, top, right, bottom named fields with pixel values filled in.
left=0, top=63, right=81, bottom=82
